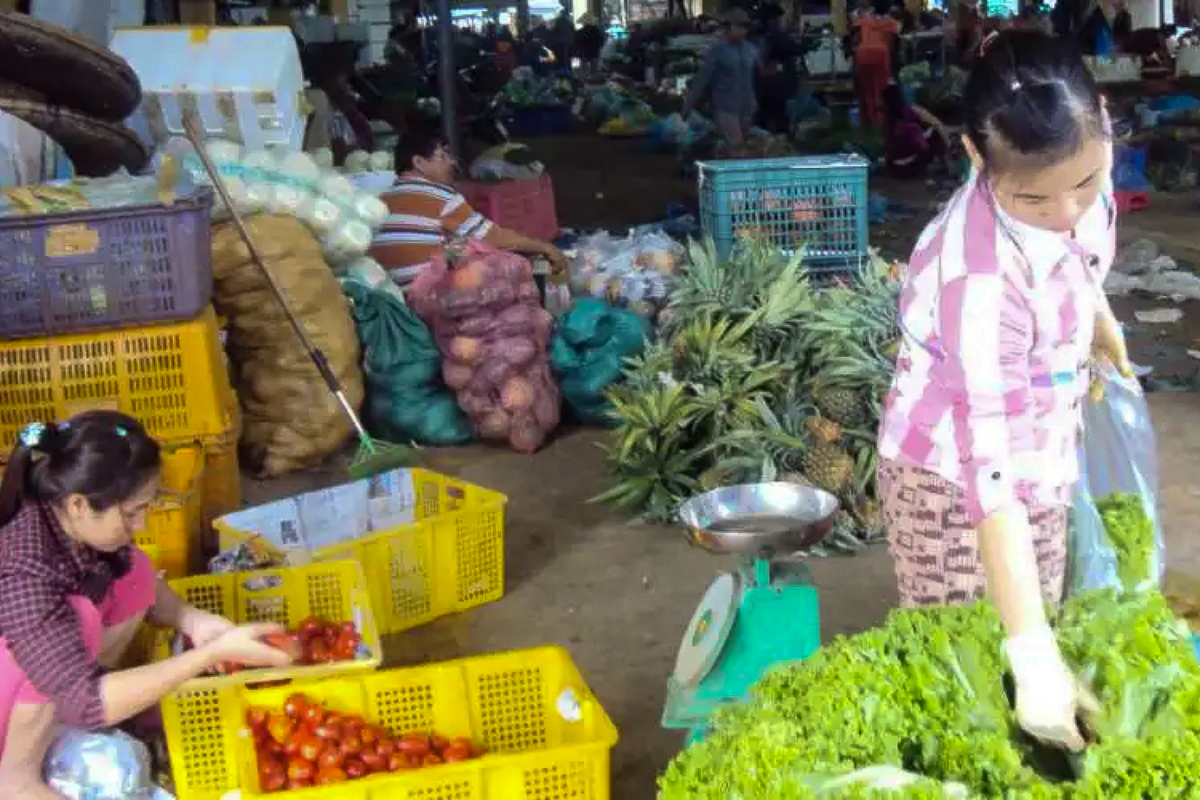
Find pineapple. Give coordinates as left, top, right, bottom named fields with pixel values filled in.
left=813, top=386, right=867, bottom=429
left=799, top=440, right=855, bottom=494
left=803, top=415, right=842, bottom=445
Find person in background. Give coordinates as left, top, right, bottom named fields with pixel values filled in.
left=878, top=30, right=1127, bottom=757
left=370, top=123, right=569, bottom=292
left=881, top=82, right=952, bottom=177
left=684, top=8, right=760, bottom=146
left=757, top=3, right=806, bottom=134
left=552, top=5, right=576, bottom=70
left=0, top=411, right=291, bottom=799
left=852, top=0, right=901, bottom=128
left=576, top=13, right=606, bottom=74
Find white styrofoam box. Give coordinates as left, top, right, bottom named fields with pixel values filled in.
left=1178, top=44, right=1200, bottom=77
left=110, top=26, right=310, bottom=153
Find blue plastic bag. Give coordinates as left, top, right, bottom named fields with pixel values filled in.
left=1069, top=367, right=1165, bottom=593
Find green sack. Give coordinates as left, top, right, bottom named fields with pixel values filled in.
left=550, top=298, right=649, bottom=425
left=343, top=282, right=472, bottom=446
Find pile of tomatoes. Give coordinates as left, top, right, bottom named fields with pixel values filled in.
left=185, top=617, right=366, bottom=674
left=247, top=691, right=482, bottom=792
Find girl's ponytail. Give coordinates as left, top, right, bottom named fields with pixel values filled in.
left=0, top=433, right=38, bottom=526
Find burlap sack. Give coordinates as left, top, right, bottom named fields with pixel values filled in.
left=210, top=215, right=364, bottom=477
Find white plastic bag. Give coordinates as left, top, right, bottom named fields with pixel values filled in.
left=1070, top=366, right=1165, bottom=593
left=44, top=728, right=156, bottom=800
left=799, top=765, right=970, bottom=796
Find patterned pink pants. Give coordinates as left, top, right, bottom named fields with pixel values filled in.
left=877, top=459, right=1068, bottom=608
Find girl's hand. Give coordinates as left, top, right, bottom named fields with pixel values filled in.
left=180, top=607, right=236, bottom=648
left=200, top=623, right=294, bottom=670
left=1090, top=311, right=1133, bottom=402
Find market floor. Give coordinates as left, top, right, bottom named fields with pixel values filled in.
left=238, top=135, right=1200, bottom=799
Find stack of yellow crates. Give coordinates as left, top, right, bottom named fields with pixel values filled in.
left=0, top=184, right=240, bottom=579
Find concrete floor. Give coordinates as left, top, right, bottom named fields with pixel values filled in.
left=236, top=136, right=1200, bottom=799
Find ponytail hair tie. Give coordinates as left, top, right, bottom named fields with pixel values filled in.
left=19, top=422, right=47, bottom=450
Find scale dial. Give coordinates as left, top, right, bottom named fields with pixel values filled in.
left=672, top=571, right=740, bottom=689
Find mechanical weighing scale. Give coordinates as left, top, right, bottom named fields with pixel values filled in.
left=662, top=482, right=839, bottom=742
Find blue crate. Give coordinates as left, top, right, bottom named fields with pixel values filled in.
left=697, top=155, right=870, bottom=273
left=1113, top=144, right=1150, bottom=191
left=509, top=104, right=573, bottom=137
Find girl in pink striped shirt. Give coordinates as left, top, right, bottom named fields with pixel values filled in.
left=876, top=30, right=1132, bottom=756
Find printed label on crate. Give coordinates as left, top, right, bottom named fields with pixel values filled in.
left=219, top=468, right=418, bottom=561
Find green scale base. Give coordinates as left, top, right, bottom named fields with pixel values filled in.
left=662, top=556, right=820, bottom=743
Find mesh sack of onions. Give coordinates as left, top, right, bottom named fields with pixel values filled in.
left=409, top=241, right=560, bottom=453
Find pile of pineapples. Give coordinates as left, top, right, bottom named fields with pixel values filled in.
left=595, top=236, right=902, bottom=553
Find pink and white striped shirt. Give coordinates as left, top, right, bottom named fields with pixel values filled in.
left=877, top=171, right=1116, bottom=524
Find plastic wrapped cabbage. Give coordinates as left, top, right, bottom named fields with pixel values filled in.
left=44, top=729, right=156, bottom=800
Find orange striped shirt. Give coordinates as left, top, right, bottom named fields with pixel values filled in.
left=369, top=173, right=493, bottom=285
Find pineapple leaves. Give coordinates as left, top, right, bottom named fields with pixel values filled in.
left=599, top=236, right=903, bottom=549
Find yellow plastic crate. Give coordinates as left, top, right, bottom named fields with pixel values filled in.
left=215, top=468, right=507, bottom=636
left=135, top=444, right=205, bottom=578
left=0, top=306, right=232, bottom=455
left=236, top=646, right=618, bottom=800
left=159, top=561, right=383, bottom=800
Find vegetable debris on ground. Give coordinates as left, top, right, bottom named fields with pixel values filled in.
left=659, top=495, right=1200, bottom=798
left=596, top=236, right=900, bottom=552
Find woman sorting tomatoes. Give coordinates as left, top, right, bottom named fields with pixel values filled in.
left=0, top=411, right=292, bottom=798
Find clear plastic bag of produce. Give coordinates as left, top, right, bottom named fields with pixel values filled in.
left=570, top=229, right=680, bottom=320
left=1070, top=365, right=1165, bottom=594
left=44, top=728, right=157, bottom=800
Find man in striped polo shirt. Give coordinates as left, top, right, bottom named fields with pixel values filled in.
left=369, top=123, right=569, bottom=289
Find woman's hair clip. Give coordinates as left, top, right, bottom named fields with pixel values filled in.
left=1010, top=79, right=1023, bottom=92
left=115, top=426, right=128, bottom=438
left=19, top=422, right=47, bottom=451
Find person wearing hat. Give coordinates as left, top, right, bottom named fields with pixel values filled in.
left=684, top=7, right=761, bottom=146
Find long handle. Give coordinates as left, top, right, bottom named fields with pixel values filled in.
left=181, top=115, right=369, bottom=441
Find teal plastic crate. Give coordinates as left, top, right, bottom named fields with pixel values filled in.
left=697, top=155, right=870, bottom=271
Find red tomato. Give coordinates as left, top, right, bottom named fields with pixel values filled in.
left=286, top=758, right=315, bottom=782
left=313, top=721, right=341, bottom=741
left=359, top=725, right=379, bottom=746
left=340, top=621, right=358, bottom=635
left=266, top=713, right=293, bottom=746
left=261, top=771, right=287, bottom=793
left=344, top=758, right=368, bottom=778
left=302, top=703, right=326, bottom=726
left=359, top=749, right=385, bottom=772
left=429, top=734, right=450, bottom=754
left=397, top=734, right=430, bottom=757
left=317, top=747, right=343, bottom=769
left=451, top=736, right=475, bottom=752
left=246, top=707, right=270, bottom=731
left=296, top=733, right=322, bottom=763
left=423, top=753, right=443, bottom=766
left=387, top=752, right=409, bottom=772
left=375, top=738, right=396, bottom=758
left=442, top=745, right=472, bottom=763
left=315, top=765, right=348, bottom=785
left=286, top=778, right=312, bottom=790
left=339, top=731, right=363, bottom=757
left=296, top=616, right=323, bottom=639
left=307, top=639, right=331, bottom=664
left=282, top=693, right=309, bottom=720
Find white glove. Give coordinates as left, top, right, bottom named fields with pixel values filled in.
left=1005, top=626, right=1099, bottom=752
